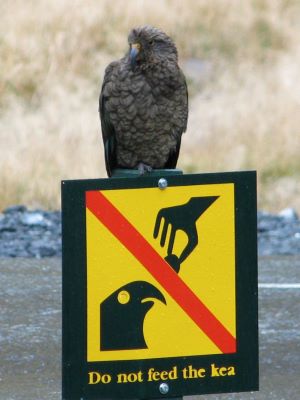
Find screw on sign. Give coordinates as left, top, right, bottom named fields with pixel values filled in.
left=159, top=383, right=169, bottom=394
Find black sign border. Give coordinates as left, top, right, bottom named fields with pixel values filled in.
left=62, top=171, right=258, bottom=399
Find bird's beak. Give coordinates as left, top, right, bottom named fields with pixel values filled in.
left=130, top=43, right=141, bottom=69
left=140, top=282, right=166, bottom=306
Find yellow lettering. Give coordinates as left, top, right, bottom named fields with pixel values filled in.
left=88, top=372, right=101, bottom=384
left=210, top=363, right=220, bottom=377
left=117, top=373, right=128, bottom=383
left=161, top=371, right=168, bottom=380
left=227, top=366, right=236, bottom=376
left=137, top=371, right=143, bottom=382
left=169, top=366, right=178, bottom=380
left=148, top=368, right=155, bottom=382
left=210, top=364, right=236, bottom=378
left=148, top=367, right=178, bottom=382
left=153, top=371, right=160, bottom=381
left=88, top=372, right=111, bottom=384
left=128, top=373, right=137, bottom=383
left=117, top=371, right=143, bottom=384
left=198, top=368, right=206, bottom=378
left=182, top=365, right=206, bottom=379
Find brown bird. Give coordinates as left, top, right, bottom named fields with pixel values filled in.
left=99, top=25, right=188, bottom=176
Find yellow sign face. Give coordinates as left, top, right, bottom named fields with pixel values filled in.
left=86, top=183, right=236, bottom=362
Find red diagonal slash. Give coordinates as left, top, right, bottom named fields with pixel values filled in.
left=86, top=190, right=236, bottom=354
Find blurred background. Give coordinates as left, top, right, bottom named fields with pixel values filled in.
left=1, top=0, right=299, bottom=212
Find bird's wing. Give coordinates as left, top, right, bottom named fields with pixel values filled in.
left=165, top=69, right=188, bottom=169
left=165, top=136, right=182, bottom=169
left=99, top=62, right=118, bottom=177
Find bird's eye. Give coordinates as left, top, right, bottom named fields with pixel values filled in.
left=149, top=40, right=154, bottom=46
left=118, top=290, right=130, bottom=304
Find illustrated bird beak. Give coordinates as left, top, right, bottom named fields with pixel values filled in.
left=140, top=282, right=166, bottom=306
left=130, top=43, right=141, bottom=69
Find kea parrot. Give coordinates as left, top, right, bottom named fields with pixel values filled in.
left=99, top=25, right=188, bottom=176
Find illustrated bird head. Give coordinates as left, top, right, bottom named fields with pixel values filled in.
left=100, top=280, right=166, bottom=351
left=127, top=25, right=178, bottom=69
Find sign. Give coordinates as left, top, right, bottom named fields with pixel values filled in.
left=62, top=171, right=258, bottom=400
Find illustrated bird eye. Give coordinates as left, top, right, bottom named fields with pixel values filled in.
left=117, top=290, right=130, bottom=304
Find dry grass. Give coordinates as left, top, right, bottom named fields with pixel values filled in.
left=1, top=0, right=300, bottom=211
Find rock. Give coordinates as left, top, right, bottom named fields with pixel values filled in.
left=3, top=205, right=27, bottom=214
left=21, top=212, right=46, bottom=226
left=258, top=209, right=300, bottom=256
left=278, top=207, right=298, bottom=222
left=0, top=205, right=61, bottom=258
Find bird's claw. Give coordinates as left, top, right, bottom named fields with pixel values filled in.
left=137, top=162, right=153, bottom=175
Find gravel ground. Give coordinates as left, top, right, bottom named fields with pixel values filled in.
left=0, top=205, right=300, bottom=258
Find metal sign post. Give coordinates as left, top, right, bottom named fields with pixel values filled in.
left=62, top=171, right=258, bottom=399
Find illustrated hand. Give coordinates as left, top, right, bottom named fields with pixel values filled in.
left=153, top=196, right=219, bottom=272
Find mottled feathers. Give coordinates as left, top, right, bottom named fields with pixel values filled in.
left=99, top=25, right=188, bottom=176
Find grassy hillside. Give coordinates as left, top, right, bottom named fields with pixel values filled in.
left=1, top=0, right=300, bottom=211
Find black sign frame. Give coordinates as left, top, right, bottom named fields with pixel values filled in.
left=62, top=171, right=258, bottom=399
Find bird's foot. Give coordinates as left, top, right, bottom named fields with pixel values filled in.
left=137, top=162, right=153, bottom=175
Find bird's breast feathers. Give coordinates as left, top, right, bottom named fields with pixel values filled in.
left=105, top=62, right=185, bottom=122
